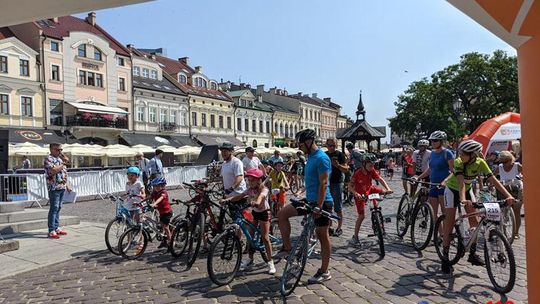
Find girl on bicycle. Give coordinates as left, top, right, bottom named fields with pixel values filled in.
left=269, top=160, right=290, bottom=213
left=440, top=140, right=514, bottom=274
left=495, top=150, right=523, bottom=239
left=150, top=177, right=173, bottom=249
left=222, top=168, right=276, bottom=274
left=124, top=166, right=146, bottom=223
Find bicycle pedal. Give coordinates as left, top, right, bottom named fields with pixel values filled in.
left=367, top=234, right=375, bottom=237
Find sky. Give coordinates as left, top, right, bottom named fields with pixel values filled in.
left=78, top=0, right=515, bottom=143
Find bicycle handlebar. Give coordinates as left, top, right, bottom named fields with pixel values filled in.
left=289, top=198, right=341, bottom=221
left=402, top=178, right=442, bottom=188
left=471, top=200, right=509, bottom=209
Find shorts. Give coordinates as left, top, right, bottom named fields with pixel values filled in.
left=429, top=186, right=445, bottom=198
left=402, top=171, right=414, bottom=179
left=355, top=186, right=383, bottom=216
left=329, top=182, right=343, bottom=213
left=291, top=200, right=333, bottom=227
left=159, top=212, right=173, bottom=225
left=443, top=188, right=475, bottom=209
left=252, top=209, right=271, bottom=222
left=387, top=169, right=394, bottom=174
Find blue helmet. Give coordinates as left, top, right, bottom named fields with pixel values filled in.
left=127, top=166, right=141, bottom=176
left=151, top=177, right=167, bottom=186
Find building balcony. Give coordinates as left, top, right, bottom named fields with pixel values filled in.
left=159, top=122, right=178, bottom=132
left=65, top=114, right=128, bottom=129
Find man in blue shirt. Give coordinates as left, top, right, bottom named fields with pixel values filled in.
left=268, top=150, right=284, bottom=164
left=148, top=149, right=164, bottom=180
left=276, top=129, right=334, bottom=284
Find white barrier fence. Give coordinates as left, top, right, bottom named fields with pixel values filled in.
left=0, top=165, right=207, bottom=203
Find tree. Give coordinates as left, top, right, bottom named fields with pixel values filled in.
left=389, top=50, right=519, bottom=143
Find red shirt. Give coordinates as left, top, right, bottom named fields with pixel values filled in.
left=404, top=154, right=414, bottom=175
left=351, top=168, right=380, bottom=196
left=151, top=190, right=172, bottom=215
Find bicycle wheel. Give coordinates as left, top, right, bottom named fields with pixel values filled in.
left=484, top=228, right=516, bottom=293
left=433, top=215, right=463, bottom=265
left=501, top=207, right=516, bottom=245
left=373, top=213, right=385, bottom=259
left=105, top=218, right=128, bottom=255
left=170, top=220, right=190, bottom=258
left=396, top=194, right=411, bottom=237
left=186, top=213, right=205, bottom=268
left=280, top=230, right=309, bottom=297
left=410, top=202, right=434, bottom=251
left=290, top=177, right=298, bottom=194
left=118, top=226, right=148, bottom=260
left=207, top=229, right=242, bottom=286
left=270, top=218, right=283, bottom=249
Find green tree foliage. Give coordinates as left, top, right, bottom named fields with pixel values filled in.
left=389, top=50, right=519, bottom=141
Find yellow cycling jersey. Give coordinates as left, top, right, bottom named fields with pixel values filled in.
left=445, top=157, right=493, bottom=191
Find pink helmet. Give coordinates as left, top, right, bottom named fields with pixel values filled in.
left=245, top=168, right=264, bottom=179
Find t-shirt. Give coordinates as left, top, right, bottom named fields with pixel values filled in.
left=326, top=150, right=346, bottom=183
left=124, top=180, right=144, bottom=211
left=351, top=168, right=380, bottom=197
left=403, top=154, right=414, bottom=175
left=269, top=155, right=284, bottom=164
left=221, top=157, right=247, bottom=196
left=304, top=148, right=333, bottom=203
left=151, top=189, right=172, bottom=215
left=245, top=187, right=270, bottom=212
left=413, top=149, right=431, bottom=173
left=148, top=157, right=163, bottom=178
left=269, top=169, right=287, bottom=189
left=429, top=149, right=454, bottom=183
left=446, top=157, right=493, bottom=191
left=242, top=156, right=262, bottom=171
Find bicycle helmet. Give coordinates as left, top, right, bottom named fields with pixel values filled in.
left=428, top=130, right=447, bottom=140
left=458, top=139, right=483, bottom=155
left=126, top=166, right=141, bottom=176
left=363, top=153, right=377, bottom=163
left=218, top=142, right=235, bottom=150
left=346, top=142, right=354, bottom=149
left=151, top=177, right=167, bottom=186
left=417, top=139, right=429, bottom=147
left=245, top=168, right=264, bottom=179
left=295, top=128, right=317, bottom=143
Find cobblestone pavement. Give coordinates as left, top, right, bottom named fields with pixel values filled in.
left=0, top=178, right=529, bottom=303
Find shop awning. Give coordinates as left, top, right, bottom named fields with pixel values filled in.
left=119, top=132, right=194, bottom=148
left=66, top=102, right=128, bottom=115
left=193, top=135, right=244, bottom=147
left=1, top=128, right=73, bottom=144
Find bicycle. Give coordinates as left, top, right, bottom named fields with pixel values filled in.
left=359, top=192, right=392, bottom=260
left=104, top=194, right=146, bottom=255
left=207, top=200, right=282, bottom=286
left=433, top=200, right=516, bottom=293
left=396, top=178, right=437, bottom=251
left=280, top=198, right=340, bottom=297
left=478, top=189, right=517, bottom=245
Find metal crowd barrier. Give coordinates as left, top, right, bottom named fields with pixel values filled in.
left=0, top=165, right=207, bottom=204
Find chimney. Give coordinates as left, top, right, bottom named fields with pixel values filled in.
left=277, top=89, right=282, bottom=95
left=256, top=84, right=264, bottom=96
left=86, top=12, right=96, bottom=26
left=312, top=93, right=318, bottom=99
left=246, top=84, right=251, bottom=89
left=240, top=82, right=246, bottom=89
left=283, top=89, right=288, bottom=96
left=195, top=66, right=202, bottom=73
left=323, top=97, right=331, bottom=102
left=269, top=87, right=277, bottom=94
left=257, top=95, right=262, bottom=102
left=126, top=44, right=134, bottom=50
left=179, top=57, right=189, bottom=65
left=297, top=92, right=303, bottom=96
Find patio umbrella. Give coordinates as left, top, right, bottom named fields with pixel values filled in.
left=63, top=143, right=105, bottom=157
left=131, top=144, right=154, bottom=154
left=10, top=142, right=49, bottom=156
left=99, top=144, right=135, bottom=158
left=157, top=145, right=177, bottom=153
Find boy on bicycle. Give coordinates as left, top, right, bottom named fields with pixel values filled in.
left=269, top=160, right=290, bottom=213
left=150, top=177, right=173, bottom=249
left=347, top=153, right=393, bottom=246
left=124, top=166, right=146, bottom=223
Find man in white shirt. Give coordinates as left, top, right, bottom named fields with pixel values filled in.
left=220, top=143, right=247, bottom=197
left=412, top=142, right=431, bottom=177
left=242, top=146, right=265, bottom=173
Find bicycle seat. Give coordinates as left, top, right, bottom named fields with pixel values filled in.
left=290, top=197, right=307, bottom=205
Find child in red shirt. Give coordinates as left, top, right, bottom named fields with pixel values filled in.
left=150, top=177, right=173, bottom=248
left=347, top=154, right=393, bottom=246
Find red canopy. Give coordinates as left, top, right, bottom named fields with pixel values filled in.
left=469, top=112, right=520, bottom=154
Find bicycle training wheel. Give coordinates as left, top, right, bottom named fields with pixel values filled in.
left=207, top=229, right=242, bottom=286
left=118, top=226, right=148, bottom=260
left=396, top=194, right=411, bottom=237
left=484, top=228, right=516, bottom=293
left=105, top=218, right=128, bottom=255
left=433, top=215, right=463, bottom=266
left=410, top=202, right=434, bottom=251
left=280, top=231, right=309, bottom=297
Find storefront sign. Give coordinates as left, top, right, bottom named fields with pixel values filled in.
left=82, top=62, right=99, bottom=70
left=16, top=130, right=42, bottom=141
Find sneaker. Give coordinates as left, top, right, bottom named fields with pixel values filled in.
left=157, top=240, right=168, bottom=249
left=268, top=261, right=276, bottom=275
left=441, top=261, right=453, bottom=274
left=55, top=229, right=67, bottom=236
left=240, top=259, right=253, bottom=270
left=467, top=253, right=485, bottom=266
left=48, top=232, right=60, bottom=239
left=347, top=236, right=360, bottom=247
left=307, top=270, right=331, bottom=284
left=273, top=249, right=290, bottom=259
left=333, top=228, right=343, bottom=237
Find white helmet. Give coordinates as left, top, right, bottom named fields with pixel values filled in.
left=417, top=139, right=429, bottom=147
left=428, top=130, right=447, bottom=140
left=458, top=139, right=483, bottom=155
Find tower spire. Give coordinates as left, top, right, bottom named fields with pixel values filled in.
left=356, top=90, right=366, bottom=121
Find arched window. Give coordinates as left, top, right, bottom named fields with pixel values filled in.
left=210, top=82, right=217, bottom=90
left=178, top=74, right=187, bottom=83
left=280, top=123, right=284, bottom=136
left=194, top=77, right=207, bottom=88
left=285, top=124, right=289, bottom=138
left=94, top=48, right=102, bottom=61
left=252, top=140, right=258, bottom=148
left=274, top=122, right=278, bottom=134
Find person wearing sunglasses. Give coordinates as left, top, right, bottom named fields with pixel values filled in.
left=325, top=138, right=348, bottom=237
left=43, top=143, right=70, bottom=239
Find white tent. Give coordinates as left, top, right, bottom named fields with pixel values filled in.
left=99, top=144, right=135, bottom=158
left=130, top=144, right=154, bottom=154
left=63, top=143, right=105, bottom=157
left=10, top=142, right=49, bottom=156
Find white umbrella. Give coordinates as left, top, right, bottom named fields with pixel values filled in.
left=11, top=142, right=49, bottom=156
left=131, top=144, right=154, bottom=154
left=157, top=145, right=177, bottom=153
left=63, top=143, right=105, bottom=157
left=99, top=144, right=135, bottom=158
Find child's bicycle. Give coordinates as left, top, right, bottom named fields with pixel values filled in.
left=433, top=199, right=516, bottom=293
left=207, top=200, right=282, bottom=286
left=358, top=192, right=392, bottom=260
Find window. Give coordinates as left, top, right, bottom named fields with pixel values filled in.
left=78, top=44, right=86, bottom=57
left=133, top=66, right=140, bottom=76
left=180, top=111, right=187, bottom=126
left=0, top=56, right=7, bottom=73
left=94, top=48, right=102, bottom=61
left=310, top=110, right=313, bottom=120
left=179, top=74, right=187, bottom=83
left=149, top=107, right=157, bottom=123
left=142, top=68, right=149, bottom=78
left=150, top=70, right=157, bottom=79
left=79, top=70, right=86, bottom=85
left=160, top=109, right=167, bottom=123
left=227, top=117, right=232, bottom=129
left=245, top=118, right=249, bottom=132
left=252, top=120, right=257, bottom=133
left=237, top=117, right=242, bottom=131
left=51, top=65, right=60, bottom=81
left=117, top=57, right=125, bottom=66
left=19, top=59, right=29, bottom=76
left=219, top=115, right=224, bottom=128
left=201, top=113, right=207, bottom=127
left=266, top=121, right=270, bottom=133
left=50, top=41, right=59, bottom=52
left=21, top=96, right=32, bottom=116
left=210, top=114, right=215, bottom=128
left=97, top=73, right=103, bottom=87
left=194, top=77, right=207, bottom=88
left=137, top=106, right=145, bottom=122
left=192, top=112, right=197, bottom=126
left=49, top=99, right=62, bottom=125
left=170, top=110, right=176, bottom=124
left=119, top=77, right=126, bottom=91
left=87, top=72, right=95, bottom=86
left=211, top=82, right=217, bottom=90
left=259, top=121, right=263, bottom=134
left=0, top=94, right=8, bottom=114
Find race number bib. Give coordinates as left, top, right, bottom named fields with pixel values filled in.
left=484, top=203, right=501, bottom=222
left=368, top=193, right=381, bottom=200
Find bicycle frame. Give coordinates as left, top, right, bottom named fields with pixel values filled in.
left=454, top=203, right=501, bottom=252
left=232, top=211, right=281, bottom=250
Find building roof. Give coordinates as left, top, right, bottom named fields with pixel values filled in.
left=133, top=75, right=186, bottom=96
left=336, top=120, right=385, bottom=140
left=33, top=16, right=130, bottom=56
left=289, top=94, right=322, bottom=107
left=264, top=100, right=298, bottom=115
left=0, top=27, right=14, bottom=39
left=226, top=90, right=250, bottom=98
